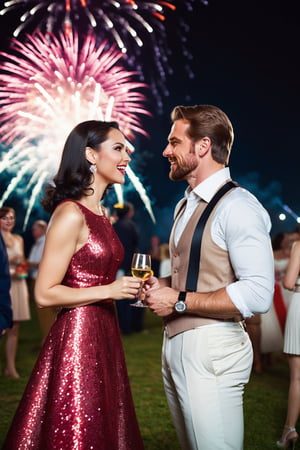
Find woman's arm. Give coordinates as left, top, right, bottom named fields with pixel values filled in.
left=35, top=202, right=140, bottom=308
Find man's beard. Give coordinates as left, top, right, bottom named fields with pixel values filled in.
left=169, top=152, right=198, bottom=181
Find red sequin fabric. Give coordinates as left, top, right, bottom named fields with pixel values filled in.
left=3, top=201, right=144, bottom=450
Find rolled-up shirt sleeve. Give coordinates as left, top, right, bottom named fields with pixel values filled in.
left=212, top=188, right=274, bottom=318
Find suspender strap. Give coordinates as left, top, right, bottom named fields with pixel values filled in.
left=186, top=181, right=237, bottom=291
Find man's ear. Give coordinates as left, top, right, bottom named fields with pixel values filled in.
left=85, top=146, right=96, bottom=164
left=197, top=137, right=211, bottom=156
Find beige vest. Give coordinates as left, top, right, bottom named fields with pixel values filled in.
left=166, top=188, right=242, bottom=337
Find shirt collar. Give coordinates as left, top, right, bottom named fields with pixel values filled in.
left=184, top=167, right=231, bottom=203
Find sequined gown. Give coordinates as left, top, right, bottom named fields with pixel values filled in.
left=2, top=201, right=144, bottom=450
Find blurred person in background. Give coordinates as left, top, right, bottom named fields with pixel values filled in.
left=148, top=235, right=161, bottom=276
left=0, top=206, right=30, bottom=378
left=159, top=243, right=171, bottom=278
left=276, top=239, right=300, bottom=449
left=113, top=202, right=143, bottom=334
left=27, top=220, right=56, bottom=345
left=259, top=231, right=299, bottom=370
left=273, top=231, right=299, bottom=311
left=0, top=232, right=12, bottom=337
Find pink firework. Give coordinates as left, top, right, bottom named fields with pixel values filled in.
left=0, top=1, right=178, bottom=110
left=0, top=32, right=154, bottom=227
left=0, top=31, right=150, bottom=146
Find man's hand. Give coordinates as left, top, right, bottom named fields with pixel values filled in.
left=145, top=286, right=178, bottom=317
left=144, top=275, right=160, bottom=291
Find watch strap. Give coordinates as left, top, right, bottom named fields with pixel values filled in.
left=178, top=291, right=187, bottom=302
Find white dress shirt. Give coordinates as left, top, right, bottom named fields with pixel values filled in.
left=174, top=167, right=274, bottom=318
left=28, top=235, right=46, bottom=280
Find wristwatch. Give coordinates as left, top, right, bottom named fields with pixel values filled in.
left=174, top=291, right=187, bottom=313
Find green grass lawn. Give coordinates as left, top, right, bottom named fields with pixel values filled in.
left=0, top=303, right=294, bottom=449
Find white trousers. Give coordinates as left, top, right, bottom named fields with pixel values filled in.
left=162, top=323, right=253, bottom=450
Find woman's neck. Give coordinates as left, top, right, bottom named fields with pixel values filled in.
left=1, top=230, right=14, bottom=246
left=78, top=197, right=104, bottom=216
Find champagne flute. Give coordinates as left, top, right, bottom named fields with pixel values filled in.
left=131, top=253, right=152, bottom=307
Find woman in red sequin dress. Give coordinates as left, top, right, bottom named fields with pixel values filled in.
left=3, top=121, right=144, bottom=450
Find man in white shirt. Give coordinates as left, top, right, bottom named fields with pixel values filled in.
left=146, top=104, right=274, bottom=450
left=28, top=221, right=47, bottom=281
left=28, top=220, right=56, bottom=344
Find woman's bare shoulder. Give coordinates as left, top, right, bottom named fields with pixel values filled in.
left=50, top=201, right=85, bottom=230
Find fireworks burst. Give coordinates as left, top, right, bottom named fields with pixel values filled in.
left=0, top=31, right=155, bottom=228
left=0, top=0, right=176, bottom=38
left=0, top=0, right=178, bottom=109
left=0, top=0, right=209, bottom=110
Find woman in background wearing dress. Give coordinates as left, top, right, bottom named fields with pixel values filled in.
left=0, top=206, right=30, bottom=379
left=276, top=239, right=300, bottom=449
left=260, top=231, right=299, bottom=369
left=273, top=231, right=299, bottom=310
left=2, top=120, right=144, bottom=449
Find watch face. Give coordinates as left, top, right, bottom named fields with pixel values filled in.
left=175, top=301, right=186, bottom=313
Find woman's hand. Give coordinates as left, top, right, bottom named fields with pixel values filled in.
left=10, top=255, right=22, bottom=265
left=109, top=276, right=141, bottom=300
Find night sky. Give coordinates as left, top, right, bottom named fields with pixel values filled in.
left=134, top=0, right=300, bottom=245
left=0, top=0, right=299, bottom=249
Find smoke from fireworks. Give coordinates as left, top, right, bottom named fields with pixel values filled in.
left=0, top=31, right=155, bottom=227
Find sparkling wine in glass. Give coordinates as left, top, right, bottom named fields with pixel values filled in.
left=131, top=253, right=152, bottom=307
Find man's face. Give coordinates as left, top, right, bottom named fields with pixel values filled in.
left=32, top=225, right=45, bottom=240
left=163, top=119, right=198, bottom=181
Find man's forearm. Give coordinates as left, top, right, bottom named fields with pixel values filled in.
left=185, top=287, right=243, bottom=319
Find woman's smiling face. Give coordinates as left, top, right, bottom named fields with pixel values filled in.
left=0, top=211, right=15, bottom=232
left=93, top=128, right=131, bottom=185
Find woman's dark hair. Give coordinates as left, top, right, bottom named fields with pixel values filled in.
left=41, top=120, right=120, bottom=213
left=271, top=232, right=285, bottom=251
left=0, top=206, right=15, bottom=219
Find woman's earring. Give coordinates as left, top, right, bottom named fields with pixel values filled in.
left=89, top=164, right=97, bottom=174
